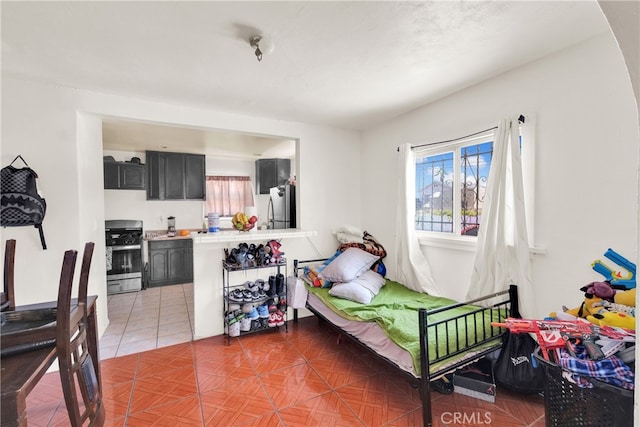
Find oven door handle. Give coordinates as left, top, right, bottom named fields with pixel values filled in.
left=109, top=245, right=141, bottom=251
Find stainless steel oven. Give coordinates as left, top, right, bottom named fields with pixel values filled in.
left=105, top=220, right=143, bottom=295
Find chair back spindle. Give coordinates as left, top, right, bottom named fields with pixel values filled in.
left=57, top=243, right=104, bottom=426
left=2, top=239, right=16, bottom=311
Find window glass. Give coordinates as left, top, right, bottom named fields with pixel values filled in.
left=415, top=134, right=495, bottom=235
left=416, top=151, right=454, bottom=232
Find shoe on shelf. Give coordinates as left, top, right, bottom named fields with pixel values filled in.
left=275, top=274, right=285, bottom=295
left=240, top=316, right=252, bottom=332
left=278, top=295, right=287, bottom=311
left=229, top=289, right=245, bottom=302
left=225, top=310, right=243, bottom=324
left=274, top=310, right=285, bottom=327
left=229, top=321, right=240, bottom=337
left=228, top=303, right=241, bottom=312
left=268, top=312, right=278, bottom=328
left=242, top=303, right=254, bottom=313
left=256, top=304, right=269, bottom=318
left=267, top=276, right=276, bottom=297
left=242, top=289, right=254, bottom=302
left=248, top=307, right=259, bottom=320
left=268, top=304, right=278, bottom=313
left=251, top=319, right=263, bottom=330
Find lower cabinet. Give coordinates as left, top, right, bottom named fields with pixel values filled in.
left=147, top=239, right=193, bottom=287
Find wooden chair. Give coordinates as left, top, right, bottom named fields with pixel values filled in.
left=56, top=242, right=104, bottom=426
left=2, top=239, right=16, bottom=311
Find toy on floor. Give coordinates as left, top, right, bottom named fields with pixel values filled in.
left=592, top=248, right=636, bottom=289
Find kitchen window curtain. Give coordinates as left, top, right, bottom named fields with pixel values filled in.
left=395, top=143, right=442, bottom=295
left=466, top=117, right=536, bottom=317
left=205, top=176, right=255, bottom=217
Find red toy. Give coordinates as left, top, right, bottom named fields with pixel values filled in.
left=492, top=317, right=634, bottom=361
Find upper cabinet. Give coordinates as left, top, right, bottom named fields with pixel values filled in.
left=146, top=151, right=205, bottom=200
left=103, top=158, right=146, bottom=190
left=255, top=158, right=291, bottom=194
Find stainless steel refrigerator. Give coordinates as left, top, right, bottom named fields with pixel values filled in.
left=268, top=184, right=296, bottom=229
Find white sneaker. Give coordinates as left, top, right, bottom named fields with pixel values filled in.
left=240, top=316, right=252, bottom=332
left=229, top=320, right=240, bottom=337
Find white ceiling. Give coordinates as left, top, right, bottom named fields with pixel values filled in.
left=2, top=1, right=610, bottom=156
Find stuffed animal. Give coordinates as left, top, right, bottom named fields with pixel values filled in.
left=562, top=295, right=604, bottom=319
left=581, top=281, right=616, bottom=300
left=614, top=288, right=636, bottom=308
left=584, top=287, right=637, bottom=330
left=587, top=310, right=636, bottom=330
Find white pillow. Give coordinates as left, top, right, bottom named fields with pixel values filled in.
left=319, top=247, right=379, bottom=283
left=329, top=270, right=386, bottom=304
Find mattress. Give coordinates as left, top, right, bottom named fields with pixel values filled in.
left=307, top=291, right=416, bottom=375
left=305, top=282, right=504, bottom=379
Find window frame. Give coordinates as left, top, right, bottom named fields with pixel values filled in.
left=414, top=116, right=536, bottom=251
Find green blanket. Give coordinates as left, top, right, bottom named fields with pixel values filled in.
left=307, top=280, right=503, bottom=376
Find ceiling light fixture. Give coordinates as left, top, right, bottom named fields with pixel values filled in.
left=249, top=35, right=274, bottom=62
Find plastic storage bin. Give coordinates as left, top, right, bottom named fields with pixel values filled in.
left=533, top=349, right=634, bottom=427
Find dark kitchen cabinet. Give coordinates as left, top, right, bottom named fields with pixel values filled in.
left=103, top=161, right=146, bottom=190
left=146, top=151, right=205, bottom=200
left=164, top=153, right=186, bottom=199
left=255, top=158, right=291, bottom=194
left=184, top=154, right=206, bottom=199
left=148, top=239, right=193, bottom=287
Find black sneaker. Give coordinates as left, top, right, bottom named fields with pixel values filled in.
left=431, top=374, right=454, bottom=395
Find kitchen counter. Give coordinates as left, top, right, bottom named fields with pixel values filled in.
left=144, top=229, right=201, bottom=241
left=145, top=228, right=313, bottom=242
left=192, top=228, right=317, bottom=243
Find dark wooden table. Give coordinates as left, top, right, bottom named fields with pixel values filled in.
left=0, top=296, right=100, bottom=427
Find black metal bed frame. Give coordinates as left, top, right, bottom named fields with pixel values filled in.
left=293, top=258, right=518, bottom=427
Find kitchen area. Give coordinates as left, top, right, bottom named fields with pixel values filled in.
left=99, top=118, right=306, bottom=357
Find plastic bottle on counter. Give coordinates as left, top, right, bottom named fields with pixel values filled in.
left=208, top=213, right=220, bottom=232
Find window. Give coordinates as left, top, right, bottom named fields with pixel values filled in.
left=205, top=176, right=255, bottom=217
left=415, top=131, right=514, bottom=236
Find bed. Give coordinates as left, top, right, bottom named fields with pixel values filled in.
left=292, top=256, right=518, bottom=427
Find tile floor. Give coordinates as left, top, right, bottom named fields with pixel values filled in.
left=25, top=315, right=546, bottom=426
left=99, top=283, right=195, bottom=359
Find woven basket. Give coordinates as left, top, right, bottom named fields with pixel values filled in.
left=533, top=349, right=634, bottom=427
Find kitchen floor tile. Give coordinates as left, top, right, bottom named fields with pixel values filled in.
left=101, top=283, right=195, bottom=360
left=158, top=311, right=190, bottom=325
left=116, top=339, right=157, bottom=357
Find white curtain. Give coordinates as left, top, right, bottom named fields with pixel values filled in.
left=395, top=143, right=442, bottom=295
left=205, top=176, right=255, bottom=217
left=466, top=118, right=536, bottom=317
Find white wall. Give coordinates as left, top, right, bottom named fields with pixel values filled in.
left=1, top=79, right=361, bottom=335
left=361, top=33, right=639, bottom=318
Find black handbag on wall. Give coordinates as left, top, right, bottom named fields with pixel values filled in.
left=1, top=155, right=47, bottom=249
